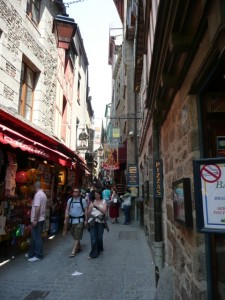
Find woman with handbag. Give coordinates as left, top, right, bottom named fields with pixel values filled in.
left=109, top=187, right=120, bottom=224
left=87, top=189, right=107, bottom=259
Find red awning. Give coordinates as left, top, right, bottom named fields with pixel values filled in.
left=0, top=125, right=71, bottom=167
left=0, top=108, right=91, bottom=172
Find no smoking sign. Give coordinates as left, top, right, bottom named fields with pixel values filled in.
left=200, top=164, right=221, bottom=183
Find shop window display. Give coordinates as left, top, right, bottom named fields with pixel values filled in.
left=0, top=151, right=52, bottom=256
left=0, top=147, right=73, bottom=258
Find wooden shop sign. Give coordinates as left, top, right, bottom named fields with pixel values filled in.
left=153, top=160, right=163, bottom=198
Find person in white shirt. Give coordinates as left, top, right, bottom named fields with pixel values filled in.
left=87, top=189, right=107, bottom=259
left=121, top=188, right=131, bottom=225
left=27, top=181, right=47, bottom=262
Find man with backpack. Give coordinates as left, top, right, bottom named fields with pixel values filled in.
left=64, top=188, right=88, bottom=257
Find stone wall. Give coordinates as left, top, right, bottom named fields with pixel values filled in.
left=0, top=0, right=59, bottom=135
left=160, top=93, right=207, bottom=299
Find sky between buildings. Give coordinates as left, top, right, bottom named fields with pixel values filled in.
left=68, top=0, right=122, bottom=127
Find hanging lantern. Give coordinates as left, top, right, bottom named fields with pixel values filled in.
left=16, top=171, right=28, bottom=184
left=53, top=15, right=77, bottom=50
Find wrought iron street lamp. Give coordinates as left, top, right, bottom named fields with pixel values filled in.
left=77, top=129, right=89, bottom=150
left=53, top=15, right=77, bottom=49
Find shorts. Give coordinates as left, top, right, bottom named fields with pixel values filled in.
left=70, top=223, right=84, bottom=240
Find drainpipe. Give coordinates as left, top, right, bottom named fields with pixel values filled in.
left=153, top=124, right=164, bottom=286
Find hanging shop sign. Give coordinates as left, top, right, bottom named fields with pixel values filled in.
left=107, top=128, right=123, bottom=148
left=153, top=160, right=163, bottom=198
left=127, top=164, right=138, bottom=187
left=103, top=147, right=119, bottom=170
left=103, top=162, right=120, bottom=170
left=193, top=158, right=225, bottom=233
left=112, top=128, right=120, bottom=138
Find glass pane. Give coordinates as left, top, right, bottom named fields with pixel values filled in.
left=32, top=5, right=39, bottom=24
left=33, top=0, right=40, bottom=9
left=25, top=87, right=33, bottom=106
left=26, top=68, right=34, bottom=88
left=25, top=104, right=31, bottom=121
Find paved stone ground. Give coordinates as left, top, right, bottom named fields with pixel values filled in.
left=0, top=216, right=156, bottom=300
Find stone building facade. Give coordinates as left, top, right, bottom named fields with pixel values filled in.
left=108, top=3, right=138, bottom=216
left=0, top=0, right=59, bottom=133
left=0, top=0, right=93, bottom=183
left=113, top=0, right=225, bottom=299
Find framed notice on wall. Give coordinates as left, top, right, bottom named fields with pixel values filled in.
left=127, top=164, right=138, bottom=187
left=172, top=178, right=193, bottom=227
left=193, top=158, right=225, bottom=233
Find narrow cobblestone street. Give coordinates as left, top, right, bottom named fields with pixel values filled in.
left=0, top=215, right=156, bottom=300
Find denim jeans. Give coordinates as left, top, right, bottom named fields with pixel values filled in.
left=28, top=221, right=44, bottom=259
left=89, top=222, right=105, bottom=258
left=124, top=205, right=131, bottom=224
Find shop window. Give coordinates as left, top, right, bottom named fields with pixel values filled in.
left=26, top=0, right=41, bottom=25
left=19, top=62, right=36, bottom=121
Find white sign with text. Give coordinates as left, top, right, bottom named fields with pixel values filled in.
left=201, top=163, right=225, bottom=229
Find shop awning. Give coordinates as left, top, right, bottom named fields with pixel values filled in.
left=0, top=107, right=91, bottom=172
left=0, top=125, right=72, bottom=167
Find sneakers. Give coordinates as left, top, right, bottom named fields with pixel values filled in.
left=24, top=253, right=29, bottom=258
left=28, top=256, right=40, bottom=262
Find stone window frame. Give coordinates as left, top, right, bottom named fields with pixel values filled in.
left=19, top=61, right=36, bottom=122
left=26, top=0, right=41, bottom=26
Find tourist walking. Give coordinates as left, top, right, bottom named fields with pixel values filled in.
left=109, top=187, right=120, bottom=224
left=87, top=189, right=107, bottom=259
left=120, top=188, right=132, bottom=225
left=26, top=181, right=47, bottom=262
left=102, top=183, right=111, bottom=217
left=64, top=188, right=88, bottom=257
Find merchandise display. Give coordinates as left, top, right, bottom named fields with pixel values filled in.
left=0, top=148, right=77, bottom=255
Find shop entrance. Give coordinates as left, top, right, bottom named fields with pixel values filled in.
left=200, top=61, right=225, bottom=299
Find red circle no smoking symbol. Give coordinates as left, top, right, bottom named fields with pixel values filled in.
left=200, top=164, right=221, bottom=183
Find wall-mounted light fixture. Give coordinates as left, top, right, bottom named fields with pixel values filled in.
left=53, top=15, right=77, bottom=49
